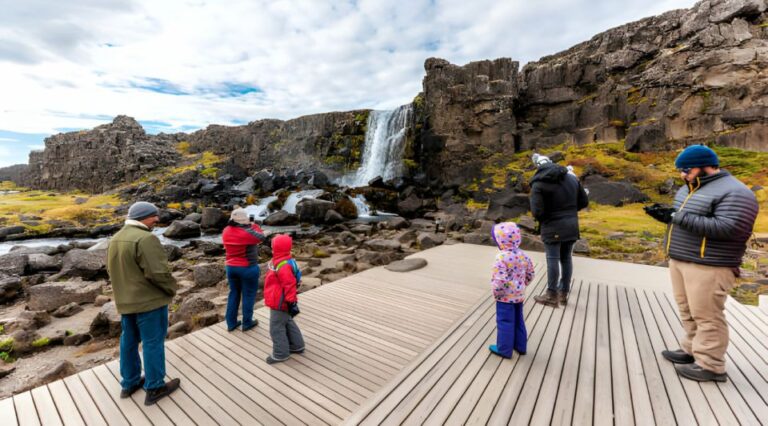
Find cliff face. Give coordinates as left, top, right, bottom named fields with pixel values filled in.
left=21, top=116, right=180, bottom=193
left=0, top=164, right=27, bottom=184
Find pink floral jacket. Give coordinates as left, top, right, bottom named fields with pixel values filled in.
left=490, top=222, right=535, bottom=303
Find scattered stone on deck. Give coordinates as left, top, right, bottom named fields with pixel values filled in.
left=385, top=258, right=428, bottom=272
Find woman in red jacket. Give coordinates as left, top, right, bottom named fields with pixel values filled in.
left=222, top=209, right=264, bottom=331
left=263, top=234, right=304, bottom=364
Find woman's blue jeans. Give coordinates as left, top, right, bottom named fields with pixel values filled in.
left=120, top=305, right=169, bottom=391
left=544, top=240, right=576, bottom=293
left=225, top=265, right=260, bottom=330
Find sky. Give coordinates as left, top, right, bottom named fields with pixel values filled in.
left=0, top=0, right=698, bottom=168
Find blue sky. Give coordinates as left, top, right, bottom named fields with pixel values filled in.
left=0, top=0, right=698, bottom=167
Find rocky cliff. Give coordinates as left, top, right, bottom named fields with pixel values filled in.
left=0, top=164, right=27, bottom=184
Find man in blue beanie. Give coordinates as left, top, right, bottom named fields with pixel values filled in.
left=107, top=201, right=181, bottom=404
left=645, top=145, right=758, bottom=382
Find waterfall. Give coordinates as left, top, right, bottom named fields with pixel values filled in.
left=341, top=104, right=413, bottom=187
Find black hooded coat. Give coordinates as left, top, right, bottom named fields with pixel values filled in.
left=529, top=164, right=589, bottom=244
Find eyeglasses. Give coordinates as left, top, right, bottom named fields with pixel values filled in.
left=678, top=168, right=693, bottom=174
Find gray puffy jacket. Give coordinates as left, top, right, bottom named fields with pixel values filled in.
left=665, top=170, right=758, bottom=267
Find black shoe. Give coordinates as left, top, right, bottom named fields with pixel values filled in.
left=289, top=347, right=305, bottom=354
left=661, top=349, right=695, bottom=364
left=120, top=376, right=144, bottom=399
left=675, top=363, right=727, bottom=382
left=242, top=319, right=258, bottom=331
left=144, top=378, right=181, bottom=406
left=266, top=355, right=288, bottom=364
left=534, top=290, right=559, bottom=308
left=227, top=320, right=242, bottom=332
left=559, top=292, right=569, bottom=306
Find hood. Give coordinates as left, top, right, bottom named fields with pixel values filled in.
left=530, top=163, right=568, bottom=184
left=271, top=234, right=293, bottom=265
left=491, top=222, right=522, bottom=251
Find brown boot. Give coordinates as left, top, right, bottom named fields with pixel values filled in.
left=534, top=290, right=559, bottom=308
left=559, top=292, right=569, bottom=306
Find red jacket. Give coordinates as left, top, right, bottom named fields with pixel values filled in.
left=264, top=234, right=298, bottom=311
left=222, top=223, right=264, bottom=267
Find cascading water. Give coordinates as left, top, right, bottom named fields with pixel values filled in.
left=341, top=104, right=413, bottom=187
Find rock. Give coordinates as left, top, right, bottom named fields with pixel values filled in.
left=355, top=249, right=402, bottom=266
left=7, top=329, right=41, bottom=355
left=171, top=295, right=216, bottom=325
left=51, top=249, right=107, bottom=280
left=94, top=295, right=111, bottom=307
left=349, top=225, right=373, bottom=235
left=397, top=193, right=424, bottom=217
left=324, top=210, right=345, bottom=225
left=417, top=233, right=447, bottom=249
left=0, top=253, right=28, bottom=276
left=463, top=232, right=494, bottom=246
left=167, top=321, right=190, bottom=339
left=709, top=0, right=766, bottom=23
left=335, top=231, right=360, bottom=246
left=27, top=280, right=104, bottom=312
left=296, top=198, right=335, bottom=224
left=31, top=361, right=76, bottom=387
left=163, top=220, right=201, bottom=239
left=658, top=178, right=676, bottom=195
left=163, top=244, right=183, bottom=261
left=234, top=177, right=255, bottom=193
left=625, top=121, right=666, bottom=152
left=17, top=310, right=52, bottom=328
left=583, top=175, right=649, bottom=206
left=485, top=191, right=530, bottom=222
left=516, top=216, right=537, bottom=233
left=0, top=274, right=22, bottom=304
left=395, top=229, right=418, bottom=244
left=385, top=258, right=428, bottom=272
left=299, top=276, right=322, bottom=291
left=192, top=311, right=220, bottom=328
left=27, top=253, right=62, bottom=272
left=0, top=363, right=15, bottom=379
left=192, top=263, right=225, bottom=287
left=9, top=245, right=59, bottom=256
left=89, top=301, right=121, bottom=338
left=519, top=234, right=545, bottom=251
left=263, top=211, right=299, bottom=226
left=333, top=197, right=359, bottom=219
left=183, top=212, right=203, bottom=223
left=384, top=216, right=410, bottom=230
left=608, top=232, right=626, bottom=240
left=52, top=302, right=84, bottom=318
left=63, top=333, right=92, bottom=346
left=363, top=239, right=402, bottom=252
left=0, top=226, right=25, bottom=239
left=574, top=239, right=590, bottom=254
left=191, top=240, right=225, bottom=256
left=200, top=207, right=227, bottom=231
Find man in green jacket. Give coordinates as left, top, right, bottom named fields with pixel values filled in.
left=107, top=201, right=180, bottom=405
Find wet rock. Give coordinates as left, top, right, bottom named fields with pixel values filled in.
left=200, top=207, right=227, bottom=231
left=51, top=249, right=107, bottom=281
left=296, top=198, right=335, bottom=224
left=52, top=302, right=85, bottom=318
left=163, top=220, right=201, bottom=239
left=27, top=280, right=104, bottom=312
left=263, top=211, right=299, bottom=226
left=158, top=208, right=184, bottom=225
left=334, top=231, right=359, bottom=246
left=364, top=239, right=402, bottom=252
left=8, top=245, right=59, bottom=256
left=333, top=197, right=359, bottom=219
left=385, top=258, right=428, bottom=272
left=94, top=295, right=111, bottom=307
left=417, top=233, right=446, bottom=249
left=191, top=240, right=225, bottom=256
left=192, top=263, right=225, bottom=287
left=171, top=295, right=215, bottom=325
left=0, top=274, right=22, bottom=304
left=0, top=253, right=28, bottom=276
left=27, top=253, right=62, bottom=273
left=89, top=301, right=121, bottom=338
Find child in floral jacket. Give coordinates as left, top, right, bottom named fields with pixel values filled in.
left=489, top=222, right=535, bottom=358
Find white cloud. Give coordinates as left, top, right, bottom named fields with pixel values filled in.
left=0, top=0, right=698, bottom=154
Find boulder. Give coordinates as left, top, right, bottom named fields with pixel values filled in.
left=200, top=207, right=227, bottom=231
left=27, top=280, right=104, bottom=311
left=625, top=121, right=667, bottom=152
left=0, top=253, right=28, bottom=276
left=0, top=363, right=15, bottom=379
left=89, top=301, right=122, bottom=338
left=52, top=302, right=84, bottom=318
left=385, top=258, right=428, bottom=272
left=52, top=249, right=107, bottom=280
left=384, top=216, right=410, bottom=230
left=0, top=274, right=22, bottom=304
left=94, top=295, right=111, bottom=307
left=29, top=361, right=76, bottom=388
left=163, top=244, right=183, bottom=261
left=0, top=226, right=25, bottom=239
left=324, top=210, right=345, bottom=225
left=9, top=245, right=59, bottom=256
left=183, top=212, right=203, bottom=223
left=167, top=321, right=190, bottom=339
left=27, top=253, right=62, bottom=273
left=7, top=329, right=41, bottom=355
left=333, top=197, right=359, bottom=219
left=192, top=263, right=225, bottom=287
left=263, top=211, right=299, bottom=226
left=485, top=191, right=530, bottom=222
left=63, top=332, right=92, bottom=346
left=395, top=229, right=418, bottom=244
left=355, top=249, right=402, bottom=266
left=519, top=234, right=545, bottom=251
left=163, top=220, right=201, bottom=239
left=417, top=233, right=447, bottom=249
left=463, top=232, right=494, bottom=246
left=516, top=216, right=538, bottom=233
left=158, top=209, right=184, bottom=225
left=171, top=295, right=216, bottom=325
left=582, top=175, right=649, bottom=206
left=192, top=311, right=220, bottom=328
left=574, top=239, right=590, bottom=254
left=16, top=310, right=52, bottom=329
left=363, top=239, right=402, bottom=252
left=335, top=231, right=360, bottom=246
left=233, top=177, right=255, bottom=193
left=296, top=198, right=335, bottom=224
left=397, top=193, right=423, bottom=217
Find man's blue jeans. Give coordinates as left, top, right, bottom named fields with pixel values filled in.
left=120, top=305, right=169, bottom=391
left=225, top=265, right=260, bottom=330
left=544, top=240, right=576, bottom=293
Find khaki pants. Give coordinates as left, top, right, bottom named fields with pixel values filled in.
left=669, top=259, right=735, bottom=374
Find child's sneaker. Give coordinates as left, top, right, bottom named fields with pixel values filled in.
left=488, top=344, right=511, bottom=359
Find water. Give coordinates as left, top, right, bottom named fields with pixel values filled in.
left=243, top=196, right=277, bottom=220
left=351, top=194, right=371, bottom=217
left=341, top=104, right=413, bottom=187
left=282, top=190, right=324, bottom=214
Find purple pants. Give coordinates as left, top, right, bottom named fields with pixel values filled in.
left=496, top=301, right=527, bottom=357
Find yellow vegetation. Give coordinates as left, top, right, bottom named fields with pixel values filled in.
left=0, top=190, right=121, bottom=229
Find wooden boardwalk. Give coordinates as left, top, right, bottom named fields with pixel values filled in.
left=2, top=244, right=767, bottom=425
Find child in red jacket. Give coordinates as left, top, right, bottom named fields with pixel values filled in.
left=263, top=234, right=305, bottom=364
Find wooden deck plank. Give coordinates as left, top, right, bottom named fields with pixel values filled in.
left=592, top=284, right=614, bottom=426
left=13, top=392, right=40, bottom=426
left=29, top=386, right=62, bottom=426
left=76, top=370, right=131, bottom=426
left=62, top=375, right=106, bottom=426
left=549, top=280, right=592, bottom=425
left=726, top=301, right=768, bottom=356
left=569, top=281, right=598, bottom=426
left=46, top=381, right=85, bottom=426
left=607, top=284, right=635, bottom=426
left=91, top=364, right=170, bottom=426
left=0, top=395, right=18, bottom=426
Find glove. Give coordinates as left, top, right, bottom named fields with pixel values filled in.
left=643, top=203, right=676, bottom=224
left=287, top=302, right=300, bottom=317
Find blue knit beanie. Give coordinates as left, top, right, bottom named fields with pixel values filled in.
left=674, top=145, right=719, bottom=169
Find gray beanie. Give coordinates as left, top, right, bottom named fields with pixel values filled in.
left=127, top=201, right=159, bottom=220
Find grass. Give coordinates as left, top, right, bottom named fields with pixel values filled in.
left=31, top=337, right=50, bottom=348
left=0, top=190, right=122, bottom=229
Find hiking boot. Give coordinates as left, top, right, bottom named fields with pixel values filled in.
left=266, top=355, right=288, bottom=364
left=227, top=320, right=242, bottom=332
left=675, top=363, right=727, bottom=383
left=534, top=290, right=559, bottom=308
left=120, top=376, right=144, bottom=399
left=661, top=349, right=695, bottom=364
left=558, top=292, right=569, bottom=306
left=144, top=378, right=181, bottom=406
left=242, top=319, right=258, bottom=332
left=290, top=347, right=305, bottom=354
